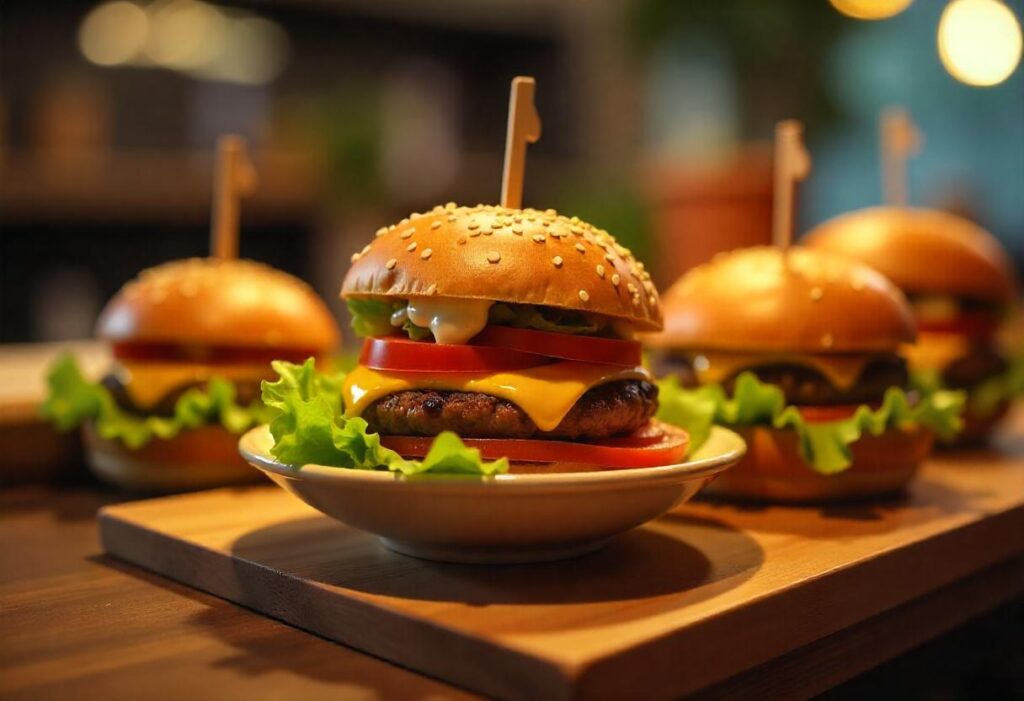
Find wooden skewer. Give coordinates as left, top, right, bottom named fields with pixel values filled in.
left=772, top=119, right=812, bottom=251
left=880, top=107, right=922, bottom=207
left=210, top=135, right=258, bottom=260
left=500, top=77, right=542, bottom=210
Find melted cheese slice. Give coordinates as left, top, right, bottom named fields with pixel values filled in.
left=343, top=362, right=650, bottom=432
left=114, top=361, right=272, bottom=408
left=901, top=332, right=970, bottom=372
left=691, top=351, right=872, bottom=390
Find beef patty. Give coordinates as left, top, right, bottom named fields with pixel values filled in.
left=659, top=353, right=909, bottom=405
left=362, top=380, right=658, bottom=441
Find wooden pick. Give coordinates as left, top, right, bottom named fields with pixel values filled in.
left=500, top=76, right=542, bottom=210
left=880, top=107, right=922, bottom=207
left=210, top=134, right=258, bottom=260
left=772, top=119, right=812, bottom=251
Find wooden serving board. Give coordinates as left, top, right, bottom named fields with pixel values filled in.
left=99, top=434, right=1024, bottom=700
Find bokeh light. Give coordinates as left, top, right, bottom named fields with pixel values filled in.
left=938, top=0, right=1022, bottom=87
left=830, top=0, right=914, bottom=21
left=78, top=1, right=149, bottom=66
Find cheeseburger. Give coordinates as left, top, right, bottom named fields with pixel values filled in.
left=324, top=202, right=689, bottom=473
left=650, top=246, right=963, bottom=502
left=44, top=258, right=340, bottom=490
left=806, top=207, right=1019, bottom=444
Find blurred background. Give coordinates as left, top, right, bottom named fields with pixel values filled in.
left=2, top=0, right=1022, bottom=346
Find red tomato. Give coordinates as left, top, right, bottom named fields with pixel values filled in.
left=471, top=326, right=642, bottom=367
left=380, top=421, right=689, bottom=469
left=359, top=337, right=551, bottom=373
left=916, top=313, right=999, bottom=339
left=113, top=342, right=316, bottom=365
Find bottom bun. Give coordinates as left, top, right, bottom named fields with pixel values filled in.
left=83, top=422, right=262, bottom=493
left=941, top=400, right=1011, bottom=449
left=701, top=425, right=934, bottom=503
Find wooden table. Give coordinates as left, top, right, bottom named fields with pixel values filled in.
left=2, top=419, right=1022, bottom=699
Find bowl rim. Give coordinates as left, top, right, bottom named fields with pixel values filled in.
left=238, top=425, right=746, bottom=490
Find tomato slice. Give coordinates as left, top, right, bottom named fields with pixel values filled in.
left=916, top=313, right=999, bottom=340
left=360, top=337, right=552, bottom=373
left=380, top=421, right=689, bottom=469
left=113, top=342, right=316, bottom=365
left=471, top=326, right=642, bottom=367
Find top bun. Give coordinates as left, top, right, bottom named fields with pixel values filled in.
left=655, top=246, right=916, bottom=353
left=341, top=203, right=662, bottom=331
left=97, top=258, right=340, bottom=351
left=804, top=206, right=1016, bottom=304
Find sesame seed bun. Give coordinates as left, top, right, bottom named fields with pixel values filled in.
left=804, top=207, right=1016, bottom=304
left=96, top=258, right=341, bottom=351
left=341, top=203, right=662, bottom=331
left=653, top=246, right=916, bottom=353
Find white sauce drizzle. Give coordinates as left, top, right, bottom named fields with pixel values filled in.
left=406, top=297, right=493, bottom=345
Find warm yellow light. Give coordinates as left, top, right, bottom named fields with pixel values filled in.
left=830, top=0, right=913, bottom=20
left=938, top=0, right=1022, bottom=86
left=145, top=0, right=226, bottom=70
left=79, top=1, right=149, bottom=66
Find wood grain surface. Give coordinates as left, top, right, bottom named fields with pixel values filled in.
left=98, top=427, right=1024, bottom=701
left=0, top=485, right=478, bottom=701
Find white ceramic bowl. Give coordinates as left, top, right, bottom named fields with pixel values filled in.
left=238, top=425, right=745, bottom=563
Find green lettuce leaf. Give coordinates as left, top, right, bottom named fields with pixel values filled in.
left=487, top=303, right=604, bottom=335
left=656, top=372, right=965, bottom=475
left=40, top=354, right=271, bottom=449
left=260, top=359, right=509, bottom=475
left=911, top=352, right=1024, bottom=419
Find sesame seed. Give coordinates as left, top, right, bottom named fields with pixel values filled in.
left=420, top=248, right=433, bottom=260
left=492, top=221, right=505, bottom=229
left=542, top=221, right=551, bottom=227
left=627, top=282, right=637, bottom=294
left=810, top=286, right=824, bottom=301
left=406, top=242, right=418, bottom=252
left=481, top=227, right=493, bottom=236
left=410, top=212, right=421, bottom=220
left=401, top=228, right=415, bottom=239
left=821, top=333, right=834, bottom=348
left=457, top=236, right=467, bottom=245
left=578, top=289, right=590, bottom=302
left=545, top=208, right=557, bottom=216
left=571, top=227, right=583, bottom=236
left=487, top=251, right=501, bottom=264
left=361, top=244, right=371, bottom=255
left=605, top=253, right=615, bottom=263
left=448, top=216, right=457, bottom=223
left=386, top=258, right=397, bottom=270
left=375, top=227, right=388, bottom=237
left=469, top=230, right=481, bottom=238
left=596, top=265, right=605, bottom=278
left=575, top=243, right=586, bottom=254
left=611, top=274, right=621, bottom=286
left=552, top=255, right=564, bottom=267
left=648, top=295, right=657, bottom=306
left=425, top=283, right=437, bottom=296
left=533, top=234, right=547, bottom=243
left=467, top=221, right=479, bottom=230
left=512, top=226, right=524, bottom=235
left=631, top=294, right=640, bottom=306
left=431, top=221, right=442, bottom=230
left=444, top=201, right=456, bottom=210
left=350, top=253, right=361, bottom=263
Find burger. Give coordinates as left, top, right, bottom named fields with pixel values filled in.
left=649, top=246, right=963, bottom=503
left=43, top=258, right=340, bottom=491
left=259, top=203, right=691, bottom=475
left=805, top=207, right=1019, bottom=445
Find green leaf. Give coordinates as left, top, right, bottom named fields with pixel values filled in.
left=488, top=303, right=604, bottom=335
left=656, top=371, right=965, bottom=475
left=260, top=359, right=509, bottom=475
left=346, top=298, right=398, bottom=338
left=911, top=353, right=1024, bottom=420
left=41, top=354, right=268, bottom=448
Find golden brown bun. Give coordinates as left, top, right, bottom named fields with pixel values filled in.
left=805, top=207, right=1016, bottom=304
left=702, top=425, right=933, bottom=503
left=96, top=258, right=340, bottom=351
left=342, top=203, right=662, bottom=331
left=653, top=246, right=916, bottom=353
left=83, top=422, right=262, bottom=493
